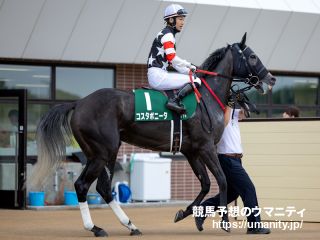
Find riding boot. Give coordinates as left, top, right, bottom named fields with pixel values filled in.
left=166, top=83, right=196, bottom=114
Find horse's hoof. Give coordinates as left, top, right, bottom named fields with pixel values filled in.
left=91, top=225, right=108, bottom=237
left=174, top=209, right=185, bottom=223
left=195, top=216, right=205, bottom=232
left=219, top=220, right=231, bottom=233
left=130, top=229, right=142, bottom=236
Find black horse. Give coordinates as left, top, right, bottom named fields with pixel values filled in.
left=32, top=34, right=275, bottom=237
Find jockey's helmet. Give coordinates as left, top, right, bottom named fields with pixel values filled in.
left=163, top=4, right=188, bottom=20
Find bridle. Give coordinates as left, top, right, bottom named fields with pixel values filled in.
left=190, top=43, right=268, bottom=113
left=231, top=43, right=268, bottom=91
left=196, top=43, right=268, bottom=90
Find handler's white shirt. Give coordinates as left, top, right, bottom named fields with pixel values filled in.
left=217, top=109, right=243, bottom=154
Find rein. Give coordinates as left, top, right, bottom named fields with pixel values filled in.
left=188, top=69, right=252, bottom=112
left=196, top=69, right=232, bottom=80
left=200, top=77, right=226, bottom=112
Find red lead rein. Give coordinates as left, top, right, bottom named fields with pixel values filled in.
left=188, top=70, right=201, bottom=103
left=196, top=69, right=219, bottom=76
left=188, top=69, right=226, bottom=112
left=200, top=77, right=226, bottom=112
left=189, top=69, right=229, bottom=112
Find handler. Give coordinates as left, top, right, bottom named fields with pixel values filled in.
left=194, top=105, right=271, bottom=234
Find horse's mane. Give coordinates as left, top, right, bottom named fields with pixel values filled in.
left=199, top=47, right=227, bottom=73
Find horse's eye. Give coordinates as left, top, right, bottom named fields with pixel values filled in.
left=249, top=54, right=258, bottom=65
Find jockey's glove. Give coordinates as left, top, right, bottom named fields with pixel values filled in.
left=189, top=65, right=197, bottom=72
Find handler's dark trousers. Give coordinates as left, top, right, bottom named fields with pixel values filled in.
left=201, top=154, right=261, bottom=225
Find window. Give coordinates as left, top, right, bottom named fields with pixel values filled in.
left=0, top=63, right=115, bottom=156
left=0, top=102, right=18, bottom=148
left=26, top=104, right=50, bottom=156
left=246, top=75, right=320, bottom=118
left=272, top=76, right=318, bottom=105
left=271, top=109, right=316, bottom=118
left=249, top=109, right=268, bottom=118
left=56, top=67, right=114, bottom=100
left=0, top=64, right=51, bottom=99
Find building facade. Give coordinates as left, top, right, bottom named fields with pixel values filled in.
left=0, top=0, right=320, bottom=204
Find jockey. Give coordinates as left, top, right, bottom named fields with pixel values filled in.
left=147, top=4, right=201, bottom=114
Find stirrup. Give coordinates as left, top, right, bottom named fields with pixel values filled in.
left=166, top=99, right=186, bottom=114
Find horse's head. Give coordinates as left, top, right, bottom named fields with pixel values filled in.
left=231, top=33, right=276, bottom=94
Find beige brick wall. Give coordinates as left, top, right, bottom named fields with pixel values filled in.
left=239, top=120, right=320, bottom=222
left=171, top=161, right=219, bottom=200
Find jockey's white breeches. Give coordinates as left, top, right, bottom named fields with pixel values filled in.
left=148, top=67, right=201, bottom=90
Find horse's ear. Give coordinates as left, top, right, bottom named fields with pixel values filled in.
left=239, top=32, right=247, bottom=49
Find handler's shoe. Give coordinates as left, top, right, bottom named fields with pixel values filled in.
left=247, top=227, right=271, bottom=234
left=194, top=216, right=205, bottom=232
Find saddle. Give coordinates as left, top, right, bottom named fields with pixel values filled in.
left=133, top=87, right=198, bottom=153
left=133, top=88, right=197, bottom=122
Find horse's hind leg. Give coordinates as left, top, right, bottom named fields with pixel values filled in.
left=75, top=160, right=108, bottom=237
left=96, top=162, right=142, bottom=236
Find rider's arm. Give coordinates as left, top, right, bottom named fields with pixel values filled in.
left=161, top=33, right=191, bottom=74
left=171, top=56, right=192, bottom=74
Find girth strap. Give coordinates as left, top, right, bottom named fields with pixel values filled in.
left=166, top=90, right=182, bottom=154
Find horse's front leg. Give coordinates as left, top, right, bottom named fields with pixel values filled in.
left=199, top=145, right=230, bottom=232
left=174, top=151, right=211, bottom=222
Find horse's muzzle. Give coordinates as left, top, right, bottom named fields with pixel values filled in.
left=261, top=73, right=276, bottom=93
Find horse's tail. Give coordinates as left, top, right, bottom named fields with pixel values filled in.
left=30, top=102, right=76, bottom=189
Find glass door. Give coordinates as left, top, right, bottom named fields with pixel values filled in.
left=0, top=89, right=27, bottom=209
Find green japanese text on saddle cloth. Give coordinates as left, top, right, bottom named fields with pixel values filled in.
left=134, top=89, right=197, bottom=121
